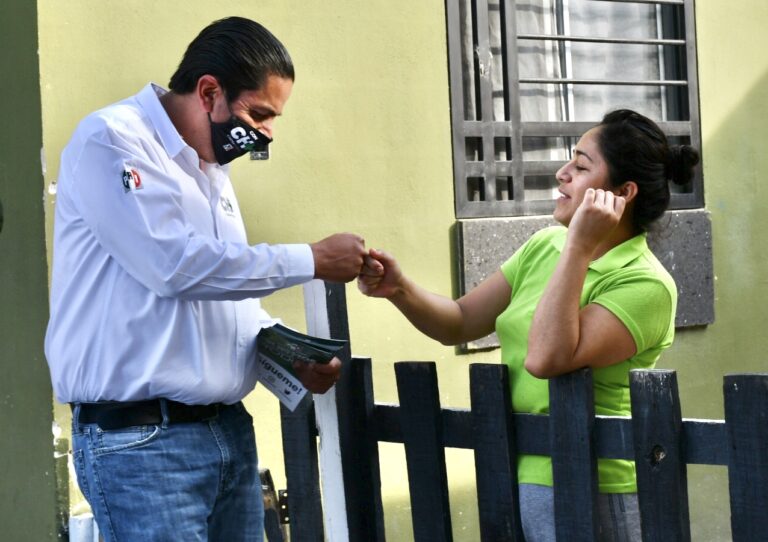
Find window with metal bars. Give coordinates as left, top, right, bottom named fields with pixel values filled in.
left=446, top=0, right=702, bottom=219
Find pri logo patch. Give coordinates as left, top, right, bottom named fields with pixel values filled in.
left=122, top=167, right=143, bottom=192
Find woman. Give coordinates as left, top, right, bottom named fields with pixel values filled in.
left=358, top=109, right=700, bottom=541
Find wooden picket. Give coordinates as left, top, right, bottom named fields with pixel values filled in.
left=272, top=283, right=768, bottom=542
left=724, top=374, right=768, bottom=540
left=630, top=370, right=690, bottom=540
left=469, top=364, right=524, bottom=541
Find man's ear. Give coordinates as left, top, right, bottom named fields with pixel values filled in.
left=195, top=74, right=221, bottom=114
left=615, top=181, right=638, bottom=203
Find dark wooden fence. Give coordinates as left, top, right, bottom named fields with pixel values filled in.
left=267, top=283, right=768, bottom=542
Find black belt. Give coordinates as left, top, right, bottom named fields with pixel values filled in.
left=72, top=399, right=225, bottom=430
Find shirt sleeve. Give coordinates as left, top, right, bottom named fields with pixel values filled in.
left=589, top=272, right=675, bottom=354
left=65, top=121, right=315, bottom=301
left=500, top=227, right=561, bottom=287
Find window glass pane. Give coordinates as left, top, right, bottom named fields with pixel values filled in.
left=568, top=0, right=662, bottom=121
left=524, top=175, right=558, bottom=201
left=496, top=176, right=514, bottom=200
left=447, top=0, right=700, bottom=217
left=489, top=1, right=507, bottom=121
left=523, top=136, right=564, bottom=201
left=466, top=137, right=484, bottom=161
left=459, top=0, right=479, bottom=121
left=517, top=0, right=566, bottom=123
left=467, top=177, right=485, bottom=201
left=494, top=137, right=512, bottom=161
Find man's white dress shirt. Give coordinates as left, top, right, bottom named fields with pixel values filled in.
left=45, top=83, right=315, bottom=404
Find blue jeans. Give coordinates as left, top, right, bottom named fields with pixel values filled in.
left=71, top=401, right=264, bottom=542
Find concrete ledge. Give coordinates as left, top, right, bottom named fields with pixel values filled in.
left=457, top=209, right=714, bottom=351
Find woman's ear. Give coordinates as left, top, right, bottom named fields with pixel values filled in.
left=615, top=181, right=638, bottom=202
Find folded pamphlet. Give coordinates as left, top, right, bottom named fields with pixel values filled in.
left=254, top=323, right=347, bottom=411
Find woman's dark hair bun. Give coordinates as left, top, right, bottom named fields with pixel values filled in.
left=667, top=144, right=700, bottom=186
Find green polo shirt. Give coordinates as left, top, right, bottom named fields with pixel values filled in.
left=497, top=226, right=677, bottom=492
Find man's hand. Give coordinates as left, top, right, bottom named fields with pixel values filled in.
left=293, top=357, right=342, bottom=394
left=310, top=233, right=366, bottom=283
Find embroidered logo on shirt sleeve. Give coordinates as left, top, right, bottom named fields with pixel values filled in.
left=122, top=167, right=143, bottom=192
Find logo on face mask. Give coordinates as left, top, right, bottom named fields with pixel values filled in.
left=229, top=127, right=257, bottom=150
left=209, top=111, right=272, bottom=166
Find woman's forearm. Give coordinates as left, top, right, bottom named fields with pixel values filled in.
left=525, top=243, right=592, bottom=377
left=387, top=276, right=473, bottom=346
left=359, top=250, right=510, bottom=347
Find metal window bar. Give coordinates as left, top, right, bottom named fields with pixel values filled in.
left=446, top=0, right=703, bottom=219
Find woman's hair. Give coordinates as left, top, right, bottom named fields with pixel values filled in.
left=169, top=17, right=294, bottom=100
left=597, top=109, right=700, bottom=232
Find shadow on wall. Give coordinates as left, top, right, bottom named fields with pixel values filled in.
left=664, top=66, right=768, bottom=542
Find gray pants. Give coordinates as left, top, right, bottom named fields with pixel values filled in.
left=519, top=484, right=641, bottom=542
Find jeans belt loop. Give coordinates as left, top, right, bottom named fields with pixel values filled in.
left=159, top=398, right=170, bottom=429
left=72, top=403, right=82, bottom=431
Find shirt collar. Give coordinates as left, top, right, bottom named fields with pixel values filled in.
left=551, top=229, right=648, bottom=274
left=136, top=83, right=187, bottom=159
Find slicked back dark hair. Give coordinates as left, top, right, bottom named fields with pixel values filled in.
left=169, top=16, right=294, bottom=100
left=597, top=109, right=699, bottom=232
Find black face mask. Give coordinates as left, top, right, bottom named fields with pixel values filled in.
left=209, top=111, right=272, bottom=165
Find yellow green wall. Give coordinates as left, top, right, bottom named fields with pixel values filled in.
left=33, top=1, right=768, bottom=540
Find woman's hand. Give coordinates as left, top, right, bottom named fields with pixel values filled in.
left=525, top=187, right=636, bottom=378
left=357, top=248, right=403, bottom=299
left=568, top=188, right=626, bottom=255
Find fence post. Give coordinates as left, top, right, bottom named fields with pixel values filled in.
left=305, top=280, right=386, bottom=542
left=470, top=363, right=524, bottom=541
left=340, top=356, right=386, bottom=541
left=724, top=373, right=768, bottom=541
left=549, top=368, right=599, bottom=541
left=280, top=395, right=323, bottom=542
left=630, top=369, right=690, bottom=541
left=396, top=362, right=453, bottom=542
left=303, top=280, right=349, bottom=541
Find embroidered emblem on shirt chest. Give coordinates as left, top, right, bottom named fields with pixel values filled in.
left=220, top=196, right=235, bottom=217
left=122, top=167, right=143, bottom=192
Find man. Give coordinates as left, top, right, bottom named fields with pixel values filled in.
left=45, top=17, right=364, bottom=541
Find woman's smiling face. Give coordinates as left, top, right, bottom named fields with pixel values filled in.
left=553, top=127, right=612, bottom=227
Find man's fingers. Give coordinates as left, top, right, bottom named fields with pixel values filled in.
left=312, top=357, right=342, bottom=375
left=293, top=358, right=342, bottom=394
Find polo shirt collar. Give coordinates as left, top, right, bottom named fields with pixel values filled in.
left=136, top=83, right=187, bottom=159
left=551, top=230, right=648, bottom=274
